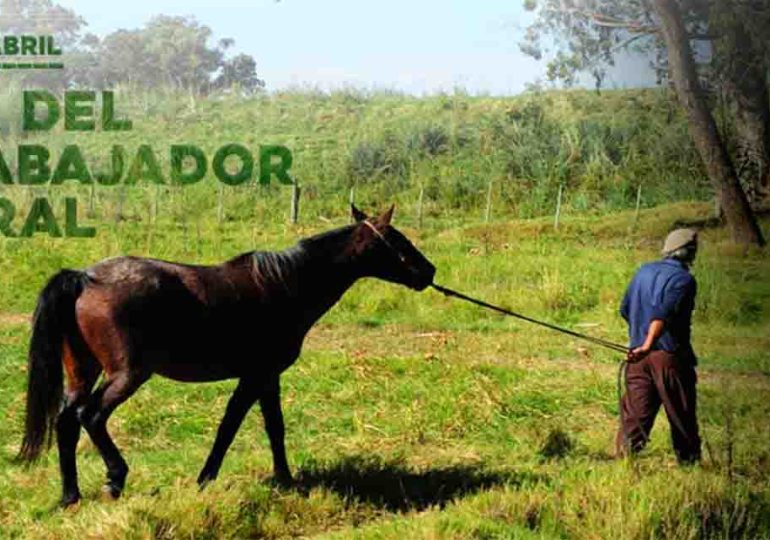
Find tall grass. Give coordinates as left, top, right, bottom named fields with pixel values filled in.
left=0, top=87, right=712, bottom=229
left=0, top=89, right=768, bottom=539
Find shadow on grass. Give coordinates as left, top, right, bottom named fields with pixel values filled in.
left=295, top=455, right=545, bottom=512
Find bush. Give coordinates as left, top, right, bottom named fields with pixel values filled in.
left=407, top=125, right=450, bottom=157
left=347, top=136, right=408, bottom=185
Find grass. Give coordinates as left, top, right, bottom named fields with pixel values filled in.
left=0, top=85, right=711, bottom=229
left=0, top=199, right=768, bottom=539
left=0, top=87, right=768, bottom=538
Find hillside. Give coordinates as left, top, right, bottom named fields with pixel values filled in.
left=0, top=87, right=711, bottom=230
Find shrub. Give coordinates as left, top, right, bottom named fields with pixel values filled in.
left=407, top=125, right=450, bottom=157
left=346, top=136, right=408, bottom=185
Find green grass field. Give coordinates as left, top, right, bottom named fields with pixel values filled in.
left=0, top=89, right=769, bottom=538
left=1, top=201, right=768, bottom=539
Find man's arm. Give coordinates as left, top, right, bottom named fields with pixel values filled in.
left=620, top=286, right=631, bottom=322
left=652, top=274, right=695, bottom=323
left=627, top=275, right=695, bottom=362
left=627, top=319, right=665, bottom=362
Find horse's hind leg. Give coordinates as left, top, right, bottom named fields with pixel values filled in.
left=57, top=342, right=100, bottom=507
left=78, top=370, right=148, bottom=499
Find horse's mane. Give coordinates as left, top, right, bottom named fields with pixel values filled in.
left=243, top=224, right=356, bottom=293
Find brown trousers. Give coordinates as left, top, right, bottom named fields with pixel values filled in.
left=616, top=350, right=701, bottom=463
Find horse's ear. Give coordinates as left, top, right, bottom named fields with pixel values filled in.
left=378, top=204, right=395, bottom=226
left=350, top=203, right=369, bottom=221
left=351, top=204, right=368, bottom=222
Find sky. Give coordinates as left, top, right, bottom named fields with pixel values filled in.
left=57, top=0, right=657, bottom=95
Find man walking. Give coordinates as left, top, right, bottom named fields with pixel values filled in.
left=616, top=228, right=701, bottom=464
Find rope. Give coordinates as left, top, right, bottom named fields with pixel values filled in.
left=429, top=282, right=642, bottom=454
left=430, top=283, right=628, bottom=353
left=360, top=220, right=640, bottom=454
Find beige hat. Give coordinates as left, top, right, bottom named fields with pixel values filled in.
left=662, top=228, right=698, bottom=254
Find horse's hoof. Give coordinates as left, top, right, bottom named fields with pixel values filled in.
left=271, top=474, right=294, bottom=488
left=197, top=472, right=216, bottom=490
left=101, top=483, right=123, bottom=501
left=60, top=492, right=81, bottom=508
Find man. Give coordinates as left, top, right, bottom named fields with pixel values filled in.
left=616, top=228, right=701, bottom=464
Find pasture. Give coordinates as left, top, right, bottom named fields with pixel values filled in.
left=0, top=89, right=768, bottom=538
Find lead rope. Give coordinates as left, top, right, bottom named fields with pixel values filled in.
left=361, top=219, right=642, bottom=452
left=429, top=283, right=628, bottom=353
left=432, top=283, right=652, bottom=454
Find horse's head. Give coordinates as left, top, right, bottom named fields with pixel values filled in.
left=348, top=204, right=436, bottom=291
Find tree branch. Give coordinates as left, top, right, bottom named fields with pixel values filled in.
left=560, top=8, right=660, bottom=33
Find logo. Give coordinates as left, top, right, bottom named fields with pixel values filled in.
left=0, top=35, right=62, bottom=70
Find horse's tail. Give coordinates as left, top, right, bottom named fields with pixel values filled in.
left=18, top=269, right=88, bottom=463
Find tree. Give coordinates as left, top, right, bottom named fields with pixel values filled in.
left=0, top=0, right=83, bottom=42
left=0, top=0, right=87, bottom=88
left=710, top=0, right=770, bottom=208
left=653, top=0, right=764, bottom=245
left=0, top=3, right=266, bottom=95
left=522, top=0, right=765, bottom=246
left=214, top=53, right=265, bottom=94
left=88, top=16, right=264, bottom=95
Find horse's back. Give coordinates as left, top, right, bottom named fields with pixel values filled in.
left=73, top=255, right=278, bottom=380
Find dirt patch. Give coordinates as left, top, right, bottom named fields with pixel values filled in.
left=305, top=323, right=444, bottom=359
left=304, top=323, right=619, bottom=376
left=0, top=313, right=30, bottom=327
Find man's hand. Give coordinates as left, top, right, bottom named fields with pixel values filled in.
left=627, top=345, right=651, bottom=363
left=627, top=319, right=665, bottom=363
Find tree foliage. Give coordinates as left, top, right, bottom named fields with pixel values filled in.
left=0, top=1, right=265, bottom=94
left=521, top=0, right=768, bottom=244
left=214, top=53, right=265, bottom=94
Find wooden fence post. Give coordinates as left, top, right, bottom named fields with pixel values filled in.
left=115, top=185, right=125, bottom=223
left=217, top=183, right=224, bottom=224
left=416, top=186, right=425, bottom=229
left=349, top=186, right=355, bottom=222
left=634, top=184, right=642, bottom=225
left=484, top=178, right=493, bottom=223
left=554, top=183, right=564, bottom=230
left=88, top=183, right=96, bottom=219
left=291, top=183, right=301, bottom=224
left=152, top=184, right=160, bottom=224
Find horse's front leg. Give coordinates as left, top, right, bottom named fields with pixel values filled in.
left=197, top=380, right=259, bottom=487
left=259, top=375, right=292, bottom=485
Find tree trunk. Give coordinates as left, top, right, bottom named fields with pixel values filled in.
left=733, top=83, right=770, bottom=209
left=715, top=5, right=770, bottom=210
left=654, top=0, right=765, bottom=247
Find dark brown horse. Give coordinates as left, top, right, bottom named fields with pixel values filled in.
left=18, top=205, right=436, bottom=507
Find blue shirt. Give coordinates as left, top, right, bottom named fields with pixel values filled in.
left=620, top=258, right=697, bottom=364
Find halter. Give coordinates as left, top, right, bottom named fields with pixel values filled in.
left=361, top=219, right=408, bottom=264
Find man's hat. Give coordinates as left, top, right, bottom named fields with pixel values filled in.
left=662, top=228, right=698, bottom=254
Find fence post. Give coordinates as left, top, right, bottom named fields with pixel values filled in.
left=634, top=184, right=642, bottom=225
left=152, top=184, right=160, bottom=224
left=115, top=185, right=125, bottom=223
left=416, top=185, right=425, bottom=229
left=349, top=186, right=355, bottom=222
left=88, top=183, right=96, bottom=219
left=217, top=183, right=224, bottom=224
left=554, top=183, right=564, bottom=230
left=291, top=182, right=301, bottom=224
left=484, top=178, right=493, bottom=223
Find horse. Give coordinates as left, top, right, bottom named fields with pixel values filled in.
left=18, top=204, right=436, bottom=507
